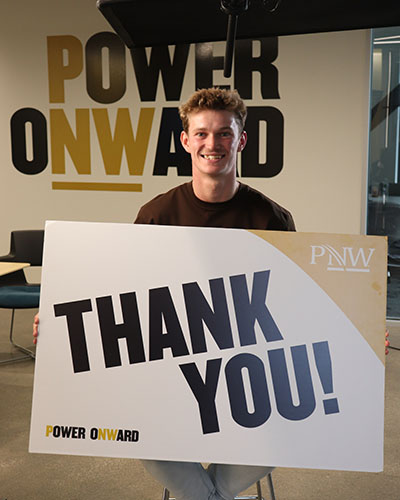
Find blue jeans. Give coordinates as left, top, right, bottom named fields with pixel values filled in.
left=142, top=460, right=274, bottom=500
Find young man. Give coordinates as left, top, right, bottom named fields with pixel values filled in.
left=32, top=87, right=388, bottom=499
left=135, top=88, right=295, bottom=500
left=135, top=87, right=295, bottom=231
left=34, top=88, right=296, bottom=500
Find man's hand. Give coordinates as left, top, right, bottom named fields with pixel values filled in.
left=385, top=329, right=390, bottom=355
left=33, top=313, right=39, bottom=345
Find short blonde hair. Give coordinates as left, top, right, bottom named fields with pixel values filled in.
left=179, top=88, right=247, bottom=133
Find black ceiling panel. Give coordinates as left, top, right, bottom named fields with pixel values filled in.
left=97, top=0, right=400, bottom=48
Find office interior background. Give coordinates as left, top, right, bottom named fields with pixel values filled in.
left=3, top=0, right=399, bottom=318
left=0, top=1, right=370, bottom=237
left=1, top=1, right=399, bottom=499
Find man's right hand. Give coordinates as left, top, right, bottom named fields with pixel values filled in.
left=33, top=313, right=39, bottom=345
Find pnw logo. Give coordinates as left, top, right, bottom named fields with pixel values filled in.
left=310, top=245, right=375, bottom=273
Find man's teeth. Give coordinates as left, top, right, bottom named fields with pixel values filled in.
left=202, top=154, right=223, bottom=160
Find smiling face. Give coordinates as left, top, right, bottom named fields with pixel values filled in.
left=180, top=109, right=247, bottom=181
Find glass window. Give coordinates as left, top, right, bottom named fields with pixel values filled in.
left=368, top=27, right=400, bottom=319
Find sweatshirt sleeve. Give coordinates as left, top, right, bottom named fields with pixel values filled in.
left=133, top=205, right=155, bottom=224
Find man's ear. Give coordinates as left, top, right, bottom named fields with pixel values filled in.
left=237, top=131, right=247, bottom=152
left=180, top=130, right=191, bottom=153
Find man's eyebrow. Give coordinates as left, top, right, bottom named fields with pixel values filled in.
left=192, top=126, right=233, bottom=132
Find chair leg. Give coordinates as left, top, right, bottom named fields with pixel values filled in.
left=0, top=309, right=35, bottom=365
left=233, top=480, right=266, bottom=500
left=256, top=479, right=263, bottom=500
left=163, top=478, right=274, bottom=500
left=267, top=473, right=276, bottom=500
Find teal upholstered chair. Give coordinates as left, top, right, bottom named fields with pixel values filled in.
left=0, top=230, right=44, bottom=364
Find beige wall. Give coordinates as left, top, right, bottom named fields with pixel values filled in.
left=0, top=0, right=371, bottom=257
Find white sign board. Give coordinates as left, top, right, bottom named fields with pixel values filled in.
left=30, top=221, right=387, bottom=472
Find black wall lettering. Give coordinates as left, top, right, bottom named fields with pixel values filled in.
left=96, top=292, right=146, bottom=368
left=130, top=45, right=190, bottom=101
left=10, top=108, right=48, bottom=175
left=85, top=32, right=126, bottom=104
left=53, top=299, right=93, bottom=373
left=179, top=358, right=222, bottom=434
left=195, top=43, right=229, bottom=90
left=234, top=38, right=279, bottom=100
left=241, top=106, right=284, bottom=178
left=153, top=107, right=192, bottom=176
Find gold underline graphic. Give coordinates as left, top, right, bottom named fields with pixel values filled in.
left=52, top=182, right=142, bottom=192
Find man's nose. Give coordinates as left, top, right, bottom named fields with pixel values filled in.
left=205, top=134, right=218, bottom=149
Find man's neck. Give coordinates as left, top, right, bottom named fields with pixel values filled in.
left=192, top=175, right=240, bottom=203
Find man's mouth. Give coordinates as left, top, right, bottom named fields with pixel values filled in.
left=201, top=154, right=224, bottom=160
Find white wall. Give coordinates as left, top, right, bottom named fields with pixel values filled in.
left=0, top=0, right=371, bottom=257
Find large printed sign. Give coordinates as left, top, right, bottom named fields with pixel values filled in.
left=29, top=222, right=387, bottom=472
